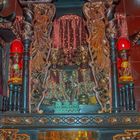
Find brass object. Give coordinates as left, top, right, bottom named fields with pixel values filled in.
left=89, top=96, right=97, bottom=105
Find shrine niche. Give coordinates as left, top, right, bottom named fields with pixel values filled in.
left=30, top=1, right=112, bottom=114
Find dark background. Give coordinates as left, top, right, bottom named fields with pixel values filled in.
left=1, top=0, right=140, bottom=111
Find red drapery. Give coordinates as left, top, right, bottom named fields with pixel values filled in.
left=53, top=14, right=87, bottom=50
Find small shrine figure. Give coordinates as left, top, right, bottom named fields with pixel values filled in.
left=116, top=14, right=133, bottom=82
left=8, top=39, right=23, bottom=84
left=80, top=45, right=89, bottom=68
left=117, top=37, right=133, bottom=82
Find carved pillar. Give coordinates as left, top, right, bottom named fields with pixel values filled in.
left=129, top=82, right=136, bottom=110
left=0, top=44, right=3, bottom=112
left=125, top=84, right=130, bottom=111
left=13, top=85, right=18, bottom=111
left=119, top=85, right=124, bottom=111
left=0, top=44, right=3, bottom=96
left=106, top=0, right=121, bottom=113
left=8, top=83, right=13, bottom=111
left=110, top=36, right=120, bottom=113
left=17, top=85, right=21, bottom=111
left=120, top=85, right=126, bottom=111
left=122, top=83, right=136, bottom=111
left=21, top=4, right=34, bottom=113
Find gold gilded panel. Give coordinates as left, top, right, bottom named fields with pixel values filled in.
left=38, top=131, right=98, bottom=140
left=113, top=130, right=140, bottom=140
left=0, top=129, right=30, bottom=140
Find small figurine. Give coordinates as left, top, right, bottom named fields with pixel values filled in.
left=79, top=45, right=89, bottom=68
left=117, top=37, right=133, bottom=82
left=8, top=39, right=23, bottom=84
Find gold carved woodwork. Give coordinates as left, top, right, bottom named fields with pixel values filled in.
left=83, top=1, right=110, bottom=72
left=83, top=1, right=111, bottom=113
left=0, top=129, right=30, bottom=140
left=31, top=3, right=56, bottom=72
left=31, top=3, right=56, bottom=112
left=30, top=1, right=114, bottom=113
left=113, top=130, right=140, bottom=140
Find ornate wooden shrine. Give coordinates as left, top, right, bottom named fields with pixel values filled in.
left=0, top=0, right=140, bottom=140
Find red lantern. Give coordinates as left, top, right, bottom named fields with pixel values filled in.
left=10, top=39, right=23, bottom=55
left=117, top=37, right=131, bottom=51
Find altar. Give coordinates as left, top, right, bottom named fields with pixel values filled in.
left=0, top=0, right=140, bottom=140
